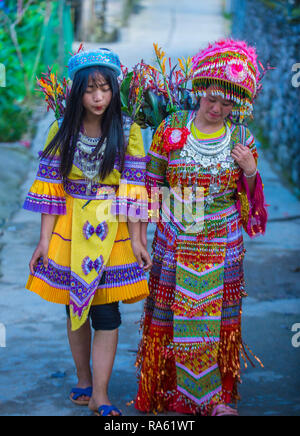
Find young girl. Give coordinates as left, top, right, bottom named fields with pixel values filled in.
left=24, top=48, right=151, bottom=416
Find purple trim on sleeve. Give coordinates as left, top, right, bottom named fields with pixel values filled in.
left=36, top=151, right=63, bottom=183
left=121, top=154, right=147, bottom=185
left=36, top=162, right=62, bottom=183
left=38, top=151, right=61, bottom=161
left=23, top=193, right=66, bottom=215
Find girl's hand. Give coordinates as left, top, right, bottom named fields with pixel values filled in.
left=141, top=222, right=148, bottom=249
left=131, top=239, right=152, bottom=272
left=29, top=239, right=50, bottom=275
left=231, top=143, right=257, bottom=176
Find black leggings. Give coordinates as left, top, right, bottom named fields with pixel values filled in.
left=66, top=303, right=121, bottom=331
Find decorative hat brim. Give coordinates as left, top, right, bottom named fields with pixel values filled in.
left=69, top=63, right=121, bottom=80
left=68, top=50, right=122, bottom=80
left=192, top=77, right=253, bottom=100
left=192, top=77, right=254, bottom=119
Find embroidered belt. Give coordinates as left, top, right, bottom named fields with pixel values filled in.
left=64, top=179, right=118, bottom=200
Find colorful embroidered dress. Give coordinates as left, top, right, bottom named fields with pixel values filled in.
left=24, top=119, right=149, bottom=331
left=135, top=110, right=267, bottom=415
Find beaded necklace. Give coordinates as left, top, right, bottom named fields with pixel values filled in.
left=180, top=115, right=236, bottom=208
left=74, top=131, right=107, bottom=195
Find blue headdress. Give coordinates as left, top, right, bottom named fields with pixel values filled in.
left=68, top=48, right=122, bottom=80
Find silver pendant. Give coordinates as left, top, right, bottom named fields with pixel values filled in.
left=206, top=194, right=214, bottom=205
left=210, top=167, right=219, bottom=176
left=209, top=183, right=220, bottom=194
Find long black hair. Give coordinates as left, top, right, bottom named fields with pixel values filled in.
left=42, top=65, right=125, bottom=180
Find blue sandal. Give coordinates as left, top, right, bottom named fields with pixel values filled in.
left=96, top=405, right=122, bottom=416
left=69, top=386, right=92, bottom=406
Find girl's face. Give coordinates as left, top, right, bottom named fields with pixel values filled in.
left=198, top=86, right=234, bottom=124
left=82, top=73, right=112, bottom=118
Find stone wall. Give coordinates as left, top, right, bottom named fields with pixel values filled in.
left=230, top=0, right=300, bottom=195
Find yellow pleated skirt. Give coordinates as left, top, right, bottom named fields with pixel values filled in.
left=26, top=194, right=149, bottom=306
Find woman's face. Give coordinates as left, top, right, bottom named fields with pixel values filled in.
left=198, top=86, right=234, bottom=124
left=82, top=73, right=112, bottom=118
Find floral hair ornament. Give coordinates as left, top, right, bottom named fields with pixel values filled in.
left=191, top=38, right=267, bottom=121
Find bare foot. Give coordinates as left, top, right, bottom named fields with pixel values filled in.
left=211, top=404, right=239, bottom=416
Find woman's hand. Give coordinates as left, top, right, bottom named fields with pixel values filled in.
left=231, top=143, right=256, bottom=176
left=29, top=239, right=50, bottom=275
left=131, top=239, right=152, bottom=272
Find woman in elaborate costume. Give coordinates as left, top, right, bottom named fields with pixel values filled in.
left=135, top=39, right=268, bottom=416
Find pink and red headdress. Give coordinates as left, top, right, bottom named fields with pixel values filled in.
left=191, top=39, right=264, bottom=120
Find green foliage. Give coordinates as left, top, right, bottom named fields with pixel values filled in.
left=119, top=72, right=168, bottom=130
left=0, top=102, right=30, bottom=142
left=142, top=90, right=168, bottom=130
left=120, top=72, right=133, bottom=112
left=0, top=0, right=73, bottom=142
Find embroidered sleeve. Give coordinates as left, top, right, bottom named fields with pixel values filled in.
left=146, top=119, right=169, bottom=189
left=111, top=122, right=148, bottom=221
left=237, top=128, right=268, bottom=237
left=145, top=119, right=169, bottom=222
left=23, top=121, right=67, bottom=215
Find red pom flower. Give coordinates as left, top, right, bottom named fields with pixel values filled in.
left=163, top=127, right=190, bottom=152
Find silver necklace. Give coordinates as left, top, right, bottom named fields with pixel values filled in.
left=180, top=118, right=232, bottom=168
left=180, top=116, right=235, bottom=208
left=74, top=131, right=107, bottom=195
